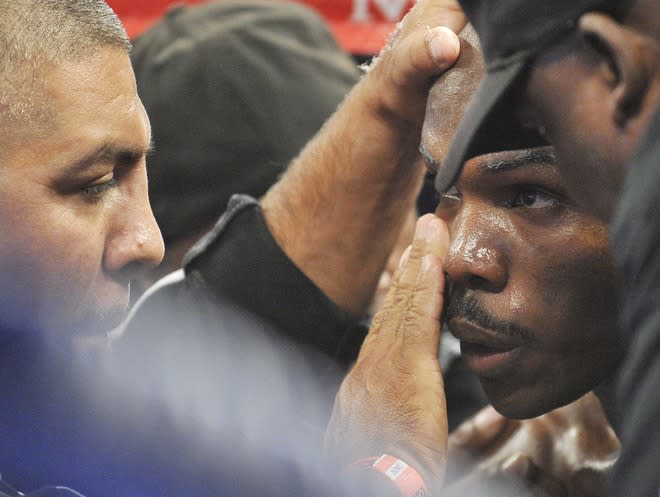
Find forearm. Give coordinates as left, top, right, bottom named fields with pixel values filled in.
left=261, top=79, right=426, bottom=317
left=261, top=15, right=464, bottom=317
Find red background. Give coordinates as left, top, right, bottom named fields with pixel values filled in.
left=107, top=0, right=415, bottom=54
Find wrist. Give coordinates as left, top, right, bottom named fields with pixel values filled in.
left=346, top=454, right=430, bottom=497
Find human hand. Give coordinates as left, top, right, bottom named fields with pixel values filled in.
left=324, top=214, right=451, bottom=492
left=444, top=393, right=620, bottom=496
left=422, top=24, right=484, bottom=164
left=260, top=1, right=465, bottom=319
left=361, top=0, right=466, bottom=125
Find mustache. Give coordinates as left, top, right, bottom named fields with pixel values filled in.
left=445, top=292, right=534, bottom=343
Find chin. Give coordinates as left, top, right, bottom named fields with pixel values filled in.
left=481, top=381, right=566, bottom=420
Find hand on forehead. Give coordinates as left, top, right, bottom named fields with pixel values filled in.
left=421, top=25, right=485, bottom=172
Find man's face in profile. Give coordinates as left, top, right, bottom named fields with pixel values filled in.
left=421, top=139, right=623, bottom=418
left=0, top=47, right=164, bottom=339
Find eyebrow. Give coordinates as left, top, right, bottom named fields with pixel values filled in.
left=480, top=148, right=556, bottom=173
left=62, top=139, right=155, bottom=176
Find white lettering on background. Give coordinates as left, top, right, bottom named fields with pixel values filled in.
left=351, top=0, right=409, bottom=21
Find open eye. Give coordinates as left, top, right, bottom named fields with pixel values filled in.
left=81, top=176, right=117, bottom=201
left=511, top=188, right=560, bottom=209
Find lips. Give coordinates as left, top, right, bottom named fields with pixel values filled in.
left=448, top=317, right=526, bottom=377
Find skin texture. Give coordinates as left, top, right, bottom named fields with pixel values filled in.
left=416, top=29, right=624, bottom=494
left=519, top=6, right=660, bottom=222
left=420, top=145, right=624, bottom=419
left=260, top=0, right=466, bottom=318
left=421, top=24, right=484, bottom=164
left=368, top=206, right=418, bottom=316
left=0, top=47, right=164, bottom=340
left=325, top=214, right=450, bottom=493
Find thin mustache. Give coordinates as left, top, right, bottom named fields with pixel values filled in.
left=445, top=292, right=534, bottom=343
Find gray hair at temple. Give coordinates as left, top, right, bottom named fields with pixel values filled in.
left=0, top=0, right=130, bottom=136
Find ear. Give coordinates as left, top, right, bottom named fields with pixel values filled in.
left=578, top=12, right=654, bottom=128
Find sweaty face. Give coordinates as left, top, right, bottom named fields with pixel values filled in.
left=0, top=48, right=164, bottom=340
left=423, top=144, right=623, bottom=418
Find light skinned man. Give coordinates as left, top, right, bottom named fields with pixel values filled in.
left=0, top=0, right=467, bottom=494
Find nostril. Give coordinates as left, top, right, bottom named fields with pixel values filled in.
left=467, top=273, right=490, bottom=288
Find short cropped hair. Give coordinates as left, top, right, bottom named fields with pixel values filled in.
left=0, top=0, right=130, bottom=138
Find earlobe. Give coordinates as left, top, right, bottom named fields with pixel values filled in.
left=578, top=12, right=653, bottom=128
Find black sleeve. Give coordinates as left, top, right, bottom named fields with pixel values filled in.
left=183, top=195, right=367, bottom=368
left=608, top=107, right=660, bottom=497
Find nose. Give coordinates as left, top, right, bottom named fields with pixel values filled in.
left=441, top=204, right=508, bottom=293
left=104, top=169, right=165, bottom=278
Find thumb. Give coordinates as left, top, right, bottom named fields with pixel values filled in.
left=382, top=25, right=462, bottom=88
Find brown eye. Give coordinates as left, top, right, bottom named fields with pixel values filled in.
left=520, top=190, right=537, bottom=206
left=512, top=188, right=559, bottom=209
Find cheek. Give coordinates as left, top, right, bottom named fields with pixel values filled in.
left=0, top=199, right=106, bottom=328
left=527, top=236, right=619, bottom=357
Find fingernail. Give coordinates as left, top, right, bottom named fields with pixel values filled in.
left=413, top=215, right=430, bottom=242
left=414, top=214, right=439, bottom=243
left=428, top=26, right=460, bottom=68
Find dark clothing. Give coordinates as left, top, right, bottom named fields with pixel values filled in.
left=179, top=195, right=486, bottom=428
left=609, top=106, right=660, bottom=497
left=183, top=195, right=368, bottom=368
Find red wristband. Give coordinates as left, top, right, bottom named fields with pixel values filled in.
left=351, top=454, right=428, bottom=497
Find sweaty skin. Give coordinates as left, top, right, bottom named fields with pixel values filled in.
left=429, top=147, right=623, bottom=419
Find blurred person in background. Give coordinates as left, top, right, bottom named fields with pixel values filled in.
left=130, top=0, right=361, bottom=297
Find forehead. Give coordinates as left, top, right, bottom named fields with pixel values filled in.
left=23, top=48, right=151, bottom=166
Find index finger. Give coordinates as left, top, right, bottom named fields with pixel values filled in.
left=397, top=214, right=450, bottom=353
left=368, top=214, right=449, bottom=354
